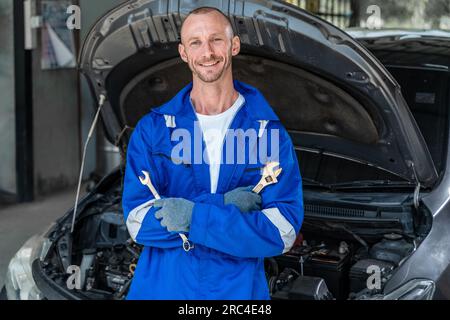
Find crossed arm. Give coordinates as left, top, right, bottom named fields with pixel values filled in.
left=122, top=120, right=304, bottom=258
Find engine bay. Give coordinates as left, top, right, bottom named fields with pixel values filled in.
left=266, top=231, right=415, bottom=300
left=38, top=177, right=431, bottom=300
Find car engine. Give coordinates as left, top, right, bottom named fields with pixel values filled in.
left=40, top=181, right=424, bottom=300
left=265, top=231, right=415, bottom=300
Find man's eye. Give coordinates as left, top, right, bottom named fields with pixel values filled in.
left=214, top=38, right=223, bottom=42
left=190, top=41, right=200, bottom=46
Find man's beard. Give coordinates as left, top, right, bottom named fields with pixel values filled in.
left=188, top=52, right=232, bottom=83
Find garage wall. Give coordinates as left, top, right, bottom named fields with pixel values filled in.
left=31, top=0, right=126, bottom=196
left=32, top=0, right=80, bottom=196
left=0, top=0, right=17, bottom=196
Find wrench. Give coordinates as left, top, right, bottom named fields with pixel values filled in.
left=252, top=161, right=283, bottom=194
left=138, top=170, right=193, bottom=252
left=139, top=171, right=161, bottom=200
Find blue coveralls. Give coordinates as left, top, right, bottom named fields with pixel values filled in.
left=122, top=80, right=304, bottom=300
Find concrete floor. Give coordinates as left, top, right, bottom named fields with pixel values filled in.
left=0, top=185, right=86, bottom=289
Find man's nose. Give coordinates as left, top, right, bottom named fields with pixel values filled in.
left=201, top=40, right=214, bottom=57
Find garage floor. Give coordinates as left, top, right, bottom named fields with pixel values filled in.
left=0, top=185, right=86, bottom=289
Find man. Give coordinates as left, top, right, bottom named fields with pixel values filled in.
left=122, top=7, right=304, bottom=300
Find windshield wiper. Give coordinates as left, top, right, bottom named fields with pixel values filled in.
left=302, top=178, right=334, bottom=190
left=302, top=178, right=415, bottom=191
left=329, top=180, right=415, bottom=190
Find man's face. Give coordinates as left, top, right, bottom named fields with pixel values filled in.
left=179, top=11, right=240, bottom=83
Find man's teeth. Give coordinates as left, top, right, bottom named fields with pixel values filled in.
left=201, top=61, right=219, bottom=66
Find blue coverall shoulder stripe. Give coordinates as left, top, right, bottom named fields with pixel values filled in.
left=122, top=80, right=304, bottom=300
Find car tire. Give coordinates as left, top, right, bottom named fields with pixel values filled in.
left=0, top=286, right=7, bottom=300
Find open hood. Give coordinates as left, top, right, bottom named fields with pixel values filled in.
left=79, top=0, right=438, bottom=187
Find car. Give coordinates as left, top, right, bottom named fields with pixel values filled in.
left=3, top=0, right=450, bottom=300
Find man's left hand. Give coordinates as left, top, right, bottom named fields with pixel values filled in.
left=154, top=198, right=194, bottom=233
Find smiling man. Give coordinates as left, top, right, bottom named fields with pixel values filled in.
left=122, top=7, right=304, bottom=300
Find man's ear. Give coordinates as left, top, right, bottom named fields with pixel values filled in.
left=231, top=36, right=241, bottom=57
left=178, top=43, right=188, bottom=63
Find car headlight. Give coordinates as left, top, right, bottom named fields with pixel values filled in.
left=5, top=234, right=45, bottom=300
left=384, top=279, right=435, bottom=300
left=364, top=279, right=436, bottom=300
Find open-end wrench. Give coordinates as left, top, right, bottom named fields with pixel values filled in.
left=138, top=170, right=193, bottom=252
left=139, top=171, right=161, bottom=200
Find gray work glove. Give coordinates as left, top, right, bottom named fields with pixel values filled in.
left=224, top=186, right=262, bottom=213
left=154, top=198, right=195, bottom=233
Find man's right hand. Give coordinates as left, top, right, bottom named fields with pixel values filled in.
left=224, top=186, right=262, bottom=213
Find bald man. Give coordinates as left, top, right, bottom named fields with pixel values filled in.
left=122, top=7, right=304, bottom=300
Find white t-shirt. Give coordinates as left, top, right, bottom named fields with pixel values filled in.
left=194, top=93, right=245, bottom=194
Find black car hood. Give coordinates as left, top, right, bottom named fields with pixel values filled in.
left=79, top=0, right=438, bottom=187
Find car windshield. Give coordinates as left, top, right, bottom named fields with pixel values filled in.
left=286, top=0, right=450, bottom=31
left=281, top=0, right=450, bottom=187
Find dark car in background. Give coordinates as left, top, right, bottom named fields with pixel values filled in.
left=3, top=0, right=450, bottom=300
